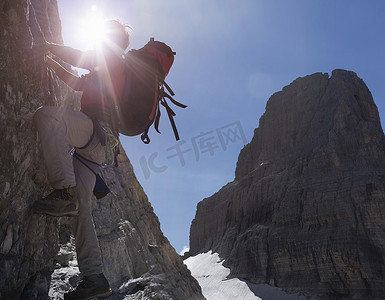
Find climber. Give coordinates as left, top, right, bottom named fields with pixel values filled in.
left=32, top=19, right=131, bottom=300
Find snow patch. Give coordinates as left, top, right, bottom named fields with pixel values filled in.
left=184, top=251, right=309, bottom=300
left=184, top=251, right=261, bottom=300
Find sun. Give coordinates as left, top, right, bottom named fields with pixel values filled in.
left=79, top=6, right=107, bottom=49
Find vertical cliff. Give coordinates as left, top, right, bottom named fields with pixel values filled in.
left=190, top=70, right=385, bottom=299
left=0, top=1, right=203, bottom=299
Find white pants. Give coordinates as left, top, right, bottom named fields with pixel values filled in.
left=34, top=106, right=105, bottom=276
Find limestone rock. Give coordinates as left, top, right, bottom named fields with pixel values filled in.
left=190, top=70, right=385, bottom=299
left=0, top=1, right=204, bottom=299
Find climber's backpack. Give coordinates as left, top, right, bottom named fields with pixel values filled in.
left=108, top=38, right=186, bottom=144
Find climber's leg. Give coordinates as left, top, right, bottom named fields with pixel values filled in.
left=34, top=105, right=110, bottom=297
left=32, top=106, right=96, bottom=216
left=65, top=156, right=112, bottom=300
left=72, top=156, right=104, bottom=275
left=33, top=106, right=94, bottom=189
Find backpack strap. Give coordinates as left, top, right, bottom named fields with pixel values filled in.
left=159, top=85, right=187, bottom=141
left=141, top=83, right=187, bottom=143
left=162, top=99, right=180, bottom=141
left=160, top=87, right=187, bottom=109
left=142, top=101, right=161, bottom=144
left=141, top=128, right=151, bottom=144
left=162, top=80, right=175, bottom=96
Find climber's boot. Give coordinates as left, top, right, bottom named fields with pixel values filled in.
left=64, top=273, right=112, bottom=300
left=32, top=187, right=78, bottom=217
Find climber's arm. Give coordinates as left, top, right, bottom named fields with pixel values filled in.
left=46, top=42, right=95, bottom=70
left=46, top=56, right=84, bottom=91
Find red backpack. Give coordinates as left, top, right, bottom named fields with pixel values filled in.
left=113, top=38, right=186, bottom=144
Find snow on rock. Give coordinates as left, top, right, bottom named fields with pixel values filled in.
left=184, top=251, right=309, bottom=300
left=184, top=251, right=261, bottom=300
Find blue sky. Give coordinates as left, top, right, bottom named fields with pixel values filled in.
left=57, top=0, right=385, bottom=254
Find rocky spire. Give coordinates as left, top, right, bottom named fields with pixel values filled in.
left=190, top=70, right=385, bottom=299
left=0, top=1, right=203, bottom=299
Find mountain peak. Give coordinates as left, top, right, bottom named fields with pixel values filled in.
left=235, top=69, right=383, bottom=180
left=190, top=70, right=385, bottom=299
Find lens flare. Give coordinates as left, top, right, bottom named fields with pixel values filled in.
left=79, top=7, right=107, bottom=49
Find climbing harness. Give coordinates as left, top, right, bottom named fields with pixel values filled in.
left=73, top=152, right=111, bottom=199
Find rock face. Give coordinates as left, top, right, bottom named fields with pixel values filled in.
left=190, top=70, right=385, bottom=299
left=0, top=1, right=203, bottom=299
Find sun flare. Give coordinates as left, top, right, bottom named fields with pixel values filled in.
left=79, top=7, right=107, bottom=49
